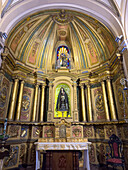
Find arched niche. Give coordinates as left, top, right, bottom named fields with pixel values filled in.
left=51, top=77, right=74, bottom=122
left=56, top=45, right=71, bottom=69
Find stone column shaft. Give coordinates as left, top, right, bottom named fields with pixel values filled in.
left=87, top=84, right=93, bottom=122
left=80, top=84, right=86, bottom=122
left=73, top=83, right=78, bottom=111
left=16, top=80, right=24, bottom=121
left=8, top=79, right=19, bottom=120
left=101, top=80, right=110, bottom=121
left=32, top=84, right=39, bottom=122
left=48, top=83, right=53, bottom=111
left=47, top=82, right=53, bottom=122
left=40, top=84, right=45, bottom=122
left=106, top=78, right=117, bottom=121
left=73, top=81, right=79, bottom=121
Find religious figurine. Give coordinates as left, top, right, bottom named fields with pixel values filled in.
left=56, top=87, right=69, bottom=116
left=56, top=48, right=71, bottom=69
left=60, top=53, right=67, bottom=67
left=3, top=118, right=7, bottom=137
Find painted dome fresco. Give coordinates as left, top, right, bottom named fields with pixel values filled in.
left=6, top=9, right=117, bottom=72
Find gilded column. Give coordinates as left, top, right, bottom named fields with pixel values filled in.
left=80, top=84, right=86, bottom=122
left=40, top=84, right=45, bottom=122
left=101, top=80, right=110, bottom=121
left=106, top=78, right=117, bottom=121
left=32, top=84, right=39, bottom=122
left=8, top=78, right=19, bottom=120
left=47, top=80, right=53, bottom=122
left=73, top=80, right=79, bottom=121
left=16, top=80, right=24, bottom=121
left=86, top=83, right=93, bottom=122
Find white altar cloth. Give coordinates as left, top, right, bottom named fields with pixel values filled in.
left=35, top=142, right=91, bottom=170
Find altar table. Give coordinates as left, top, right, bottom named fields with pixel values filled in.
left=35, top=142, right=91, bottom=170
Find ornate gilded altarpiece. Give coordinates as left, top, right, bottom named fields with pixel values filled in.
left=0, top=9, right=128, bottom=170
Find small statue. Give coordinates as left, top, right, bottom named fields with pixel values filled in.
left=60, top=53, right=67, bottom=67
left=3, top=118, right=7, bottom=137
left=56, top=87, right=69, bottom=116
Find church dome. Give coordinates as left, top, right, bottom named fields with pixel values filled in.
left=6, top=9, right=117, bottom=72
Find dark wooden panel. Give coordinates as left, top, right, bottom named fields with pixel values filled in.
left=43, top=151, right=79, bottom=170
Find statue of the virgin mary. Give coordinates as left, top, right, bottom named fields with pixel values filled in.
left=56, top=87, right=69, bottom=116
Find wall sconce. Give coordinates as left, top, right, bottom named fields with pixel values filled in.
left=115, top=35, right=123, bottom=43
left=0, top=32, right=8, bottom=40
left=120, top=78, right=128, bottom=90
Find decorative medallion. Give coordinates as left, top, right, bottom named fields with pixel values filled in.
left=95, top=94, right=104, bottom=112
left=72, top=126, right=82, bottom=138
left=21, top=126, right=28, bottom=138
left=20, top=87, right=33, bottom=121
left=4, top=146, right=19, bottom=168
left=9, top=126, right=20, bottom=138
left=83, top=126, right=93, bottom=138
left=58, top=155, right=67, bottom=168
left=89, top=144, right=96, bottom=163
left=21, top=95, right=30, bottom=112
left=44, top=126, right=54, bottom=138
left=53, top=10, right=73, bottom=25
left=117, top=87, right=124, bottom=109
left=33, top=126, right=41, bottom=138
left=0, top=86, right=7, bottom=108
left=59, top=125, right=66, bottom=138
left=105, top=126, right=115, bottom=138
left=95, top=126, right=105, bottom=138
left=19, top=144, right=26, bottom=164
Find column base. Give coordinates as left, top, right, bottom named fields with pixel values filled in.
left=73, top=111, right=79, bottom=122
left=111, top=119, right=118, bottom=122
left=82, top=121, right=87, bottom=123
left=47, top=111, right=53, bottom=122
left=8, top=119, right=14, bottom=121
left=39, top=121, right=44, bottom=123
left=105, top=119, right=110, bottom=122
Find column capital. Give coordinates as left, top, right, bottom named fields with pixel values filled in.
left=72, top=81, right=77, bottom=87
left=20, top=80, right=25, bottom=84
left=85, top=80, right=91, bottom=87
left=98, top=78, right=106, bottom=84
left=14, top=78, right=19, bottom=82
left=100, top=79, right=105, bottom=84
left=80, top=83, right=84, bottom=88
left=49, top=82, right=54, bottom=87
left=106, top=76, right=113, bottom=81
left=71, top=78, right=78, bottom=82
left=35, top=83, right=40, bottom=86
left=48, top=78, right=54, bottom=83
left=41, top=83, right=46, bottom=87
left=12, top=75, right=20, bottom=80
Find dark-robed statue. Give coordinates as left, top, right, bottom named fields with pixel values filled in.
left=56, top=87, right=69, bottom=116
